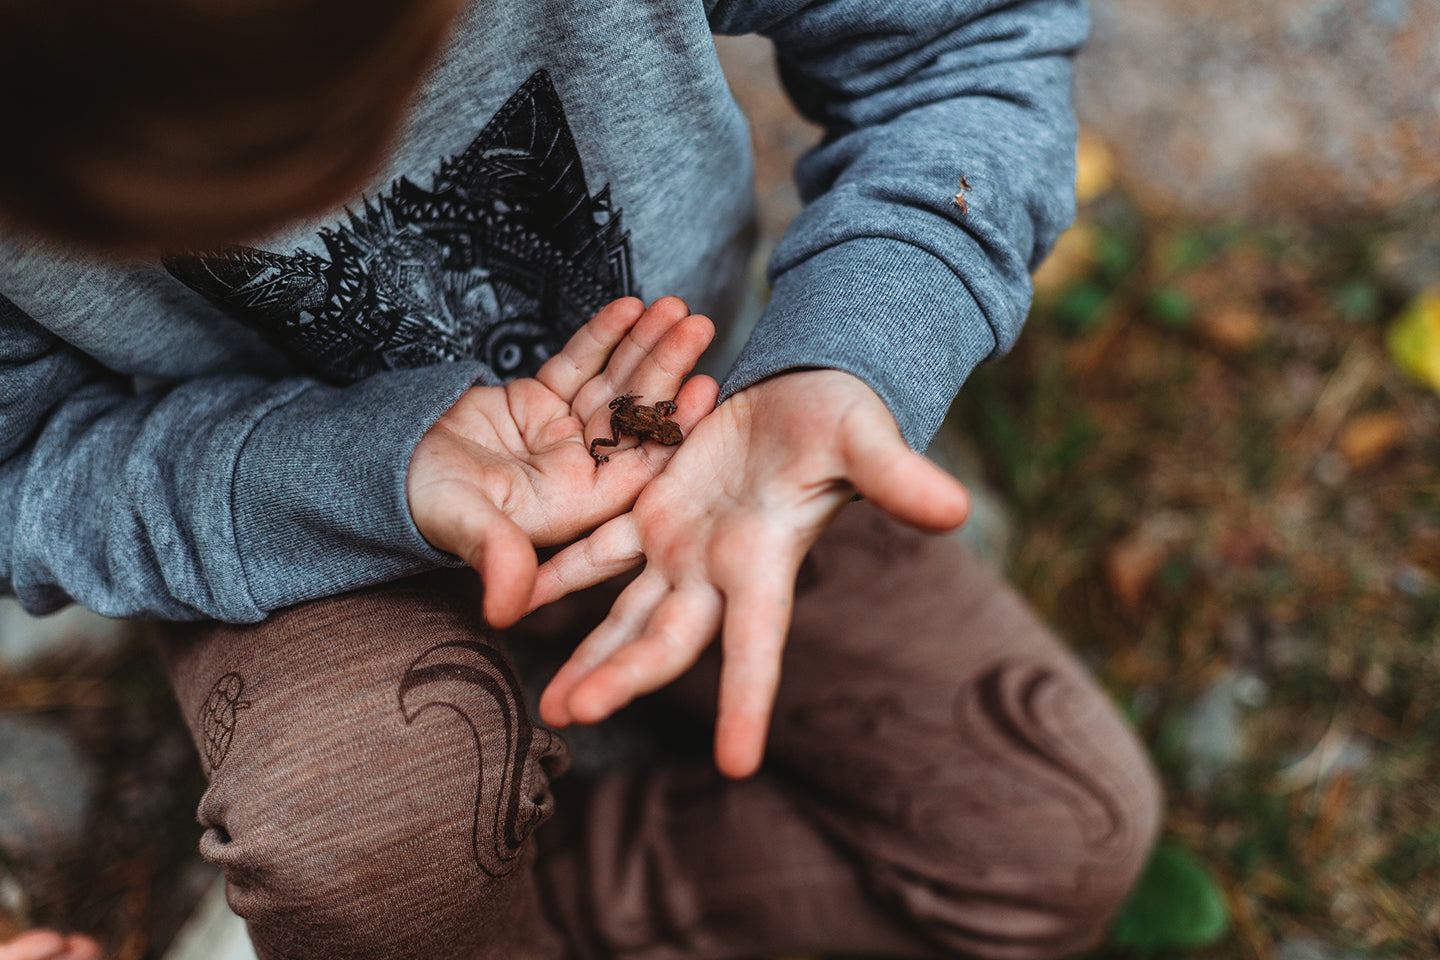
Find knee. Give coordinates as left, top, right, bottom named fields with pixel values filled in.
left=881, top=664, right=1163, bottom=959
left=891, top=765, right=1160, bottom=959
left=191, top=633, right=567, bottom=959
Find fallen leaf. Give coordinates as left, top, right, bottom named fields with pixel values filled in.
left=1386, top=288, right=1440, bottom=393
left=1075, top=128, right=1116, bottom=204
left=1110, top=843, right=1230, bottom=950
left=1337, top=410, right=1406, bottom=470
left=1106, top=515, right=1189, bottom=613
left=1107, top=537, right=1167, bottom=613
left=1198, top=303, right=1264, bottom=354
left=1033, top=220, right=1098, bottom=302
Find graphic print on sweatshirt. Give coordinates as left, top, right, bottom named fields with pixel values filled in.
left=164, top=70, right=637, bottom=383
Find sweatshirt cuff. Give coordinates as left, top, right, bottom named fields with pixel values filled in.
left=718, top=237, right=998, bottom=451
left=230, top=360, right=491, bottom=614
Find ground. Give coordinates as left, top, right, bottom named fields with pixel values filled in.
left=1, top=33, right=1438, bottom=960
left=959, top=192, right=1440, bottom=955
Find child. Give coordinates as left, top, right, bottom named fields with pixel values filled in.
left=0, top=0, right=1161, bottom=957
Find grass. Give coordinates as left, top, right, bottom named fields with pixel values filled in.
left=948, top=190, right=1440, bottom=956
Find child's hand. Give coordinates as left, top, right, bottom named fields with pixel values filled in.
left=406, top=297, right=717, bottom=628
left=531, top=369, right=970, bottom=778
left=0, top=931, right=102, bottom=960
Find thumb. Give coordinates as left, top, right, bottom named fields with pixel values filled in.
left=470, top=510, right=539, bottom=628
left=414, top=480, right=538, bottom=628
left=843, top=413, right=970, bottom=533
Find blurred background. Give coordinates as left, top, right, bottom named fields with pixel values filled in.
left=3, top=2, right=1439, bottom=957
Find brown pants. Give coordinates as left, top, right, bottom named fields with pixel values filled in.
left=156, top=503, right=1161, bottom=960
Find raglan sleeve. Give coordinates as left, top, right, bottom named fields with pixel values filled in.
left=707, top=0, right=1088, bottom=449
left=0, top=292, right=489, bottom=622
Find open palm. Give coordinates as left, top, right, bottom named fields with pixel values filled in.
left=406, top=296, right=717, bottom=626
left=532, top=369, right=971, bottom=777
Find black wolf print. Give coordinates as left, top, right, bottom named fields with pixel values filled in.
left=165, top=70, right=636, bottom=382
left=398, top=640, right=557, bottom=877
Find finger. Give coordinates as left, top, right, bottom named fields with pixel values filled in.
left=539, top=568, right=669, bottom=727
left=845, top=421, right=970, bottom=533
left=673, top=372, right=722, bottom=427
left=572, top=296, right=691, bottom=418
left=0, top=931, right=67, bottom=960
left=712, top=562, right=801, bottom=779
left=63, top=938, right=102, bottom=960
left=566, top=585, right=722, bottom=724
left=533, top=297, right=645, bottom=403
left=603, top=313, right=714, bottom=409
left=474, top=511, right=539, bottom=629
left=528, top=513, right=644, bottom=610
left=412, top=479, right=539, bottom=627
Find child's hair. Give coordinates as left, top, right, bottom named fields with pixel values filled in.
left=0, top=0, right=464, bottom=251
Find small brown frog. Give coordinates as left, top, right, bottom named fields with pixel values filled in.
left=590, top=394, right=683, bottom=464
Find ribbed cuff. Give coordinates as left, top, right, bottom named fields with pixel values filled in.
left=718, top=237, right=997, bottom=451
left=231, top=361, right=491, bottom=614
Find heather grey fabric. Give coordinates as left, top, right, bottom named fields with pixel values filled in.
left=0, top=0, right=1086, bottom=621
left=157, top=505, right=1159, bottom=960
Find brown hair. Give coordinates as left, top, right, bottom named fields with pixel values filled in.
left=0, top=0, right=464, bottom=252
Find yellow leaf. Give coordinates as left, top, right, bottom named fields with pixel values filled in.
left=1387, top=288, right=1440, bottom=392
left=1033, top=220, right=1097, bottom=301
left=1075, top=129, right=1116, bottom=205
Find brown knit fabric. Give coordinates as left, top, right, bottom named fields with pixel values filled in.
left=157, top=503, right=1161, bottom=960
left=158, top=576, right=568, bottom=960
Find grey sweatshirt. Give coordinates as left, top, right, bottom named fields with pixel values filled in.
left=0, top=0, right=1085, bottom=621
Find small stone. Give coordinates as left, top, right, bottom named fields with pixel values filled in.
left=1276, top=935, right=1365, bottom=960
left=1182, top=669, right=1260, bottom=790
left=925, top=425, right=1013, bottom=571
left=1391, top=563, right=1433, bottom=598
left=0, top=598, right=132, bottom=671
left=0, top=869, right=28, bottom=930
left=1232, top=674, right=1269, bottom=708
left=0, top=717, right=95, bottom=859
left=1276, top=722, right=1374, bottom=790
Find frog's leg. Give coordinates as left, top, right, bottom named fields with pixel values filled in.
left=589, top=421, right=624, bottom=464
left=654, top=400, right=678, bottom=417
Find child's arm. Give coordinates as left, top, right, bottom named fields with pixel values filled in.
left=532, top=0, right=1086, bottom=776
left=0, top=293, right=710, bottom=622
left=708, top=0, right=1087, bottom=448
